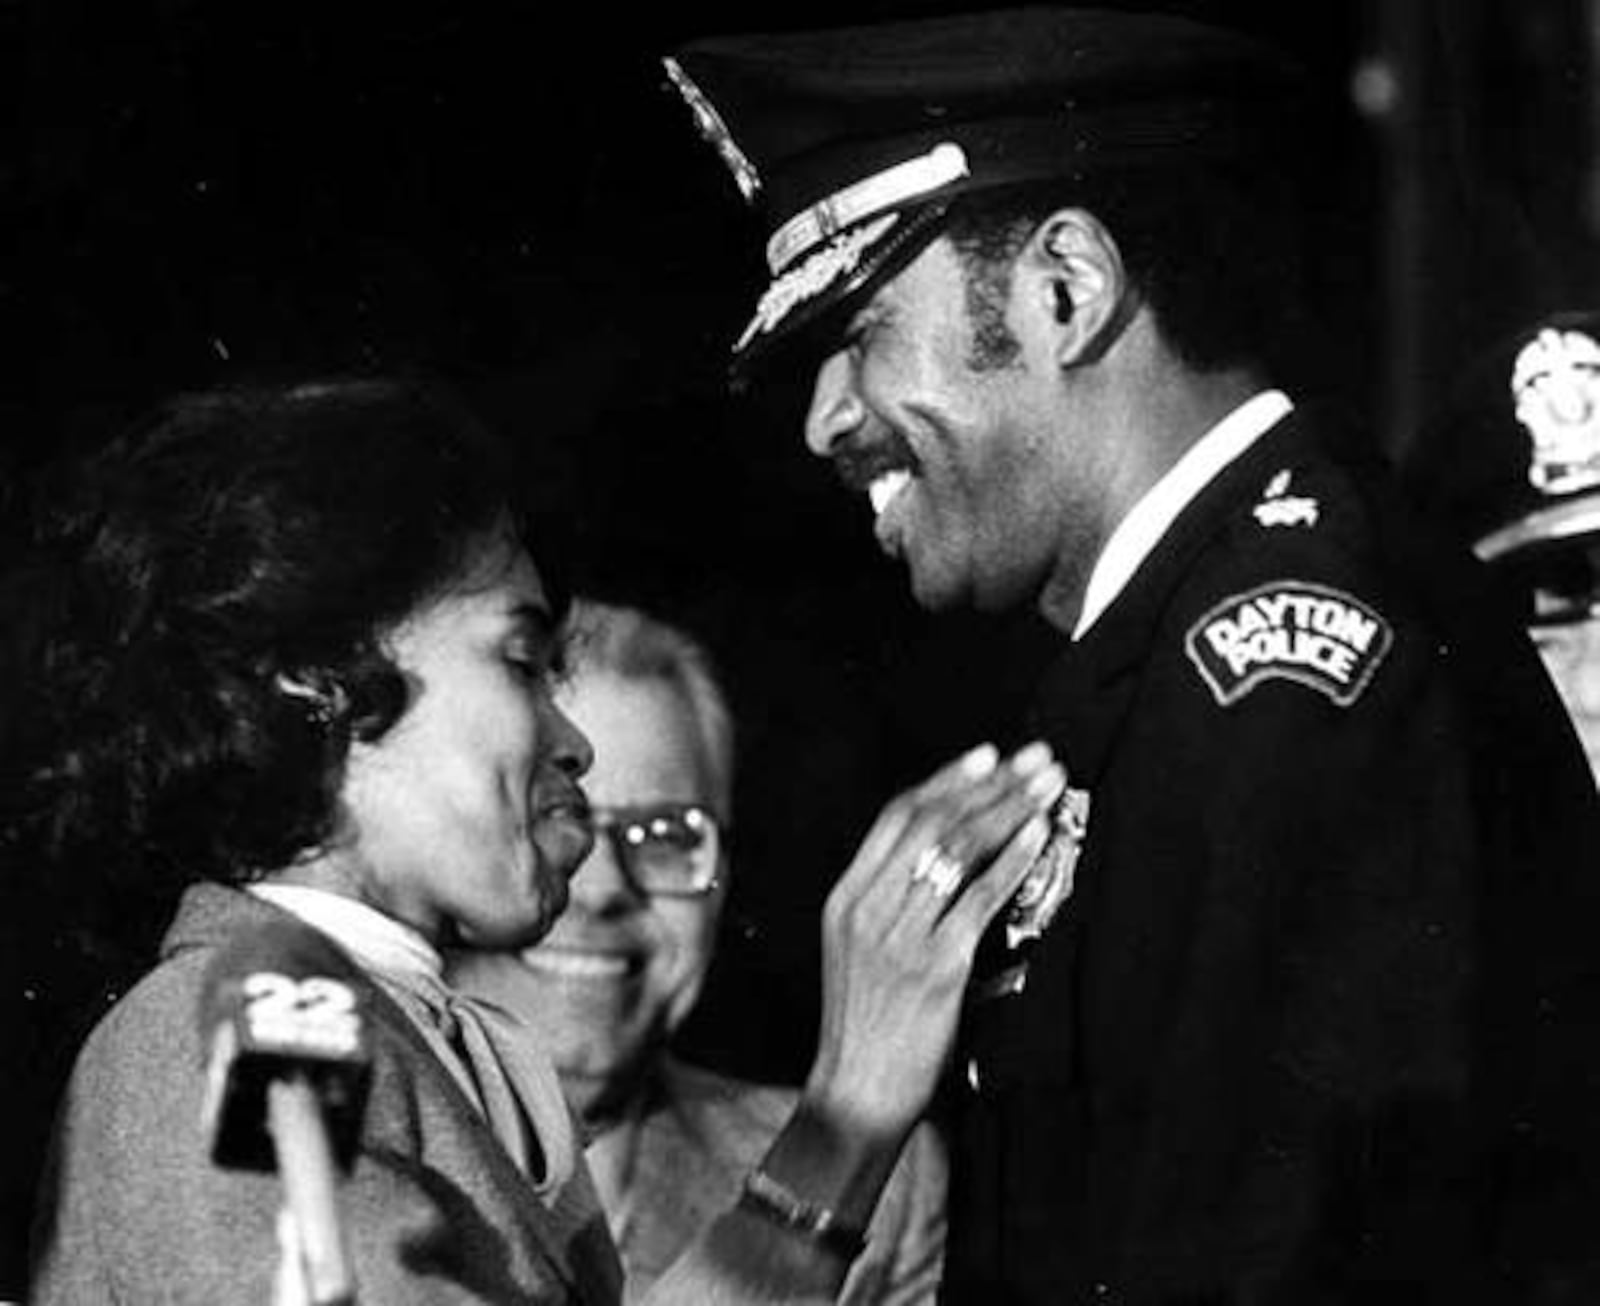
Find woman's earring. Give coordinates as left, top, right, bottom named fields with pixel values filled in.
left=274, top=671, right=348, bottom=727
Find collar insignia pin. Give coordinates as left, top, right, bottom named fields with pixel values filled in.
left=1252, top=468, right=1319, bottom=528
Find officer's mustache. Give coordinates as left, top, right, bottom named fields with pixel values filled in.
left=830, top=432, right=920, bottom=493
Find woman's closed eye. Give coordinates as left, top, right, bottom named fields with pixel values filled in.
left=504, top=629, right=573, bottom=690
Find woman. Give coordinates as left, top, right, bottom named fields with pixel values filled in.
left=452, top=599, right=948, bottom=1303
left=9, top=375, right=1066, bottom=1304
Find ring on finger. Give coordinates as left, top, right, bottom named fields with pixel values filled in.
left=911, top=844, right=965, bottom=900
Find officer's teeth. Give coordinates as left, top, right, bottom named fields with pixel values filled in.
left=869, top=469, right=912, bottom=516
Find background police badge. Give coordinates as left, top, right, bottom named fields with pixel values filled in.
left=1405, top=308, right=1600, bottom=625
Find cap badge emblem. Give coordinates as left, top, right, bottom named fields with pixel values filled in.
left=662, top=57, right=761, bottom=202
left=1511, top=327, right=1600, bottom=497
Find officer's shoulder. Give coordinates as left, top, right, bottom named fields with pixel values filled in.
left=1170, top=457, right=1411, bottom=713
left=1209, top=451, right=1387, bottom=584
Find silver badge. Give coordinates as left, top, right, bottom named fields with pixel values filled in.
left=969, top=786, right=1090, bottom=1005
left=1005, top=786, right=1090, bottom=950
left=1512, top=327, right=1600, bottom=497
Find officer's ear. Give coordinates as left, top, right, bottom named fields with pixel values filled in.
left=1023, top=208, right=1133, bottom=368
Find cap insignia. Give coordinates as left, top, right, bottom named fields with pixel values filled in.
left=766, top=142, right=969, bottom=274
left=662, top=57, right=761, bottom=202
left=1252, top=468, right=1319, bottom=528
left=1511, top=327, right=1600, bottom=497
left=1185, top=580, right=1393, bottom=708
left=735, top=213, right=900, bottom=352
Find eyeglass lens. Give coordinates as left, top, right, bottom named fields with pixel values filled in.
left=592, top=804, right=720, bottom=896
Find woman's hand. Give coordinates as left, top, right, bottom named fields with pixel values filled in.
left=652, top=741, right=1068, bottom=1304
left=805, top=740, right=1065, bottom=1140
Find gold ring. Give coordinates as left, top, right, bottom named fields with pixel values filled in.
left=910, top=844, right=965, bottom=900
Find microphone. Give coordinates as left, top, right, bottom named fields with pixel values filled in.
left=197, top=918, right=372, bottom=1305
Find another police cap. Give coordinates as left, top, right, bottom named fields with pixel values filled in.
left=663, top=6, right=1304, bottom=371
left=1409, top=311, right=1600, bottom=624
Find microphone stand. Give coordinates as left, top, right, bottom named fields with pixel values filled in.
left=268, top=1071, right=356, bottom=1306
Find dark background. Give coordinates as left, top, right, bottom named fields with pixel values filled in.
left=6, top=0, right=1600, bottom=1290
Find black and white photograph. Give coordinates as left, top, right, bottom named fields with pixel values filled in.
left=7, top=1, right=1600, bottom=1301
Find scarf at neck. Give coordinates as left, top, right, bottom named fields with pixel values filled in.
left=247, top=883, right=577, bottom=1199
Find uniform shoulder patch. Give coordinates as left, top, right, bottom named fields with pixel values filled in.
left=1184, top=580, right=1394, bottom=707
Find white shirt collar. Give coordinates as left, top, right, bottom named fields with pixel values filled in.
left=248, top=882, right=443, bottom=984
left=1073, top=389, right=1293, bottom=640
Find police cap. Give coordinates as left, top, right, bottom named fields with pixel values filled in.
left=663, top=6, right=1305, bottom=371
left=1408, top=310, right=1600, bottom=624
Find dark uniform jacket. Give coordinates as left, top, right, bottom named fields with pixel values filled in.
left=942, top=404, right=1600, bottom=1304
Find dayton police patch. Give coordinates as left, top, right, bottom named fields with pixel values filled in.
left=1185, top=580, right=1394, bottom=707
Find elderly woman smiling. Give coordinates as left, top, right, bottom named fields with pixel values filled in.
left=12, top=376, right=1065, bottom=1304
left=452, top=600, right=949, bottom=1303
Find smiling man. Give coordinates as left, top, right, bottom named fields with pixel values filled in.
left=666, top=8, right=1600, bottom=1302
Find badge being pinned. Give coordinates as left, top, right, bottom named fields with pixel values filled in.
left=1186, top=580, right=1393, bottom=707
left=1252, top=469, right=1319, bottom=528
left=1005, top=785, right=1089, bottom=951
left=968, top=785, right=1090, bottom=1005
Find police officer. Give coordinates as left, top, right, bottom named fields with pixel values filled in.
left=1407, top=310, right=1600, bottom=791
left=664, top=8, right=1600, bottom=1302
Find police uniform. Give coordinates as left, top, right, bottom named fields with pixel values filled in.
left=664, top=9, right=1600, bottom=1301
left=946, top=399, right=1600, bottom=1301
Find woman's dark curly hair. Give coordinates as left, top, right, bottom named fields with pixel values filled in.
left=1, top=375, right=522, bottom=917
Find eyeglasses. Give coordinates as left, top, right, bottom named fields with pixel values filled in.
left=583, top=802, right=723, bottom=898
